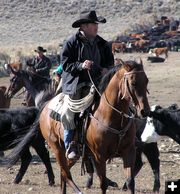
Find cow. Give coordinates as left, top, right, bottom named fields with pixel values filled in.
left=141, top=104, right=180, bottom=144
left=134, top=39, right=150, bottom=52
left=112, top=42, right=126, bottom=54
left=0, top=106, right=55, bottom=185
left=149, top=47, right=168, bottom=58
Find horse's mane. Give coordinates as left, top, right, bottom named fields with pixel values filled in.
left=35, top=86, right=55, bottom=108
left=98, top=64, right=121, bottom=94
left=98, top=60, right=143, bottom=94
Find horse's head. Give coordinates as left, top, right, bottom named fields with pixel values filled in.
left=5, top=75, right=24, bottom=98
left=120, top=59, right=150, bottom=118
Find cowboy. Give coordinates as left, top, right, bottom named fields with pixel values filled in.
left=23, top=46, right=52, bottom=106
left=27, top=46, right=52, bottom=84
left=60, top=10, right=114, bottom=160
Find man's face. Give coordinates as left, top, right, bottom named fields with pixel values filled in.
left=37, top=52, right=43, bottom=57
left=83, top=23, right=98, bottom=38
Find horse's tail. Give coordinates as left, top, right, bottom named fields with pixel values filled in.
left=0, top=125, right=31, bottom=151
left=4, top=120, right=40, bottom=168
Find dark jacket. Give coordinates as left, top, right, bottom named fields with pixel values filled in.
left=32, top=55, right=52, bottom=78
left=61, top=31, right=114, bottom=95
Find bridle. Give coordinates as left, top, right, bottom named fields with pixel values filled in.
left=88, top=69, right=146, bottom=119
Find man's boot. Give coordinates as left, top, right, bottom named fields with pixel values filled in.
left=64, top=129, right=77, bottom=160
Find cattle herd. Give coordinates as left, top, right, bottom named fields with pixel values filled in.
left=112, top=16, right=180, bottom=55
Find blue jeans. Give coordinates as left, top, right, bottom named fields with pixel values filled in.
left=64, top=129, right=75, bottom=149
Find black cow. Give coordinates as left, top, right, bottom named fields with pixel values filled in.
left=0, top=107, right=55, bottom=185
left=141, top=105, right=180, bottom=144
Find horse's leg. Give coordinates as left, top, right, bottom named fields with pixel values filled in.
left=122, top=147, right=143, bottom=190
left=32, top=137, right=55, bottom=186
left=143, top=143, right=160, bottom=193
left=60, top=174, right=66, bottom=194
left=84, top=156, right=94, bottom=188
left=50, top=142, right=82, bottom=194
left=122, top=146, right=135, bottom=194
left=94, top=159, right=107, bottom=194
left=13, top=149, right=32, bottom=184
left=85, top=156, right=118, bottom=189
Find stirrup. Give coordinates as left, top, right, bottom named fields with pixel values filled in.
left=66, top=141, right=79, bottom=160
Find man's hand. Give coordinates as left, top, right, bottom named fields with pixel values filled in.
left=82, top=60, right=93, bottom=70
left=101, top=68, right=108, bottom=76
left=27, top=66, right=36, bottom=74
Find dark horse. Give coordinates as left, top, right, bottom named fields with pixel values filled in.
left=0, top=86, right=11, bottom=108
left=5, top=62, right=50, bottom=106
left=5, top=60, right=150, bottom=194
left=0, top=106, right=55, bottom=185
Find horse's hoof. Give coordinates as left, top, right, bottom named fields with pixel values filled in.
left=153, top=188, right=160, bottom=193
left=107, top=178, right=118, bottom=188
left=122, top=182, right=128, bottom=191
left=49, top=180, right=55, bottom=186
left=13, top=180, right=20, bottom=184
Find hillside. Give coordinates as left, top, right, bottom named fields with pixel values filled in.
left=1, top=0, right=180, bottom=53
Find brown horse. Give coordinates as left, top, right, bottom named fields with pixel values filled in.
left=0, top=86, right=11, bottom=108
left=36, top=59, right=150, bottom=194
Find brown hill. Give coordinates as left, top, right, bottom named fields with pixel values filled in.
left=1, top=0, right=180, bottom=53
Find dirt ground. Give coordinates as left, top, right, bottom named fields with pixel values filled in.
left=0, top=52, right=180, bottom=194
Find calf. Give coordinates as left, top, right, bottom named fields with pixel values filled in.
left=112, top=42, right=126, bottom=54
left=149, top=47, right=168, bottom=58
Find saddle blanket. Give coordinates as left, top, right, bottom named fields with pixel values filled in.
left=48, top=93, right=65, bottom=121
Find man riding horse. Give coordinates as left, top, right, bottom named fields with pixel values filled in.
left=26, top=46, right=52, bottom=85
left=60, top=10, right=114, bottom=160
left=12, top=46, right=52, bottom=106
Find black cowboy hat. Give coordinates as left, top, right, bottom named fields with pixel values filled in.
left=72, top=10, right=106, bottom=28
left=34, top=46, right=47, bottom=53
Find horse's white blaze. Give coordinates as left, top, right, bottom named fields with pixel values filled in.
left=141, top=117, right=161, bottom=143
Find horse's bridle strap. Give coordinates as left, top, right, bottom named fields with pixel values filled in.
left=89, top=113, right=133, bottom=135
left=124, top=70, right=144, bottom=76
left=87, top=70, right=134, bottom=119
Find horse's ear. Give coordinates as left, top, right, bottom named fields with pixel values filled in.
left=123, top=62, right=132, bottom=72
left=136, top=58, right=143, bottom=65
